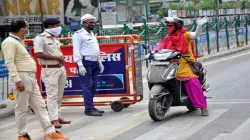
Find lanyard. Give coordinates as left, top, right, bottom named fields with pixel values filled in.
left=9, top=35, right=30, bottom=53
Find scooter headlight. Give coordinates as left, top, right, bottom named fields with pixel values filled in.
left=162, top=63, right=177, bottom=81
left=165, top=68, right=176, bottom=80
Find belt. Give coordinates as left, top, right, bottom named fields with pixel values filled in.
left=83, top=56, right=99, bottom=61
left=42, top=64, right=63, bottom=68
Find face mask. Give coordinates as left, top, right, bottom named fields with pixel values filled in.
left=24, top=30, right=29, bottom=38
left=87, top=24, right=95, bottom=30
left=21, top=27, right=29, bottom=38
left=45, top=26, right=62, bottom=36
left=167, top=25, right=175, bottom=34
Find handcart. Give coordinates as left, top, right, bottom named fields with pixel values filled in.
left=24, top=35, right=143, bottom=112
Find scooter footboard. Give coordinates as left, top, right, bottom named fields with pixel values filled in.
left=165, top=79, right=184, bottom=105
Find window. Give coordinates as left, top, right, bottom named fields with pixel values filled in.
left=133, top=5, right=145, bottom=23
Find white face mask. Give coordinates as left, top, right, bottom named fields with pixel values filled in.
left=45, top=26, right=62, bottom=36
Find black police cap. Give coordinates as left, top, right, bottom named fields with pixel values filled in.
left=43, top=18, right=60, bottom=24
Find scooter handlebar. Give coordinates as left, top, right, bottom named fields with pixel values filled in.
left=181, top=54, right=190, bottom=58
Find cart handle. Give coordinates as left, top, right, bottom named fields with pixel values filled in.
left=24, top=35, right=136, bottom=45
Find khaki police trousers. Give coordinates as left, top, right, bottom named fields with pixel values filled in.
left=14, top=72, right=55, bottom=136
left=41, top=67, right=67, bottom=121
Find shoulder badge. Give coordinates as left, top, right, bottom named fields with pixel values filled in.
left=38, top=32, right=46, bottom=36
left=76, top=29, right=83, bottom=33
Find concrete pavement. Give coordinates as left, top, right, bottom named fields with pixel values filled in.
left=1, top=46, right=250, bottom=139
left=223, top=117, right=250, bottom=140
left=0, top=99, right=14, bottom=119
left=1, top=46, right=250, bottom=120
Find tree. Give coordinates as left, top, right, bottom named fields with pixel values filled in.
left=185, top=2, right=197, bottom=10
left=157, top=7, right=168, bottom=18
left=196, top=0, right=214, bottom=10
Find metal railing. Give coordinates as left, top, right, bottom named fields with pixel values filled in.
left=0, top=51, right=11, bottom=101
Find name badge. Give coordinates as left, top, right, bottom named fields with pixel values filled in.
left=48, top=43, right=53, bottom=45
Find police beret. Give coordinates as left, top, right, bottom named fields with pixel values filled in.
left=43, top=18, right=60, bottom=24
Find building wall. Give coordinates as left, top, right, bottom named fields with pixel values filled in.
left=115, top=0, right=149, bottom=24
left=0, top=0, right=149, bottom=38
left=0, top=0, right=100, bottom=38
left=150, top=2, right=162, bottom=15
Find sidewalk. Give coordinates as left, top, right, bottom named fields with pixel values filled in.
left=1, top=45, right=250, bottom=120
left=0, top=99, right=15, bottom=119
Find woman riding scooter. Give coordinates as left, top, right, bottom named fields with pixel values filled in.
left=153, top=16, right=209, bottom=116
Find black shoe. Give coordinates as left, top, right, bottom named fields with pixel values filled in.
left=85, top=109, right=102, bottom=116
left=93, top=108, right=105, bottom=113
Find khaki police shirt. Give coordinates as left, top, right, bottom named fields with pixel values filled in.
left=34, top=31, right=63, bottom=65
left=1, top=35, right=36, bottom=83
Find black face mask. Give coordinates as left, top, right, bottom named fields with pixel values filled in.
left=87, top=24, right=95, bottom=30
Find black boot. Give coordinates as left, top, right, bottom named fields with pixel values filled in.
left=93, top=108, right=105, bottom=113
left=85, top=109, right=102, bottom=116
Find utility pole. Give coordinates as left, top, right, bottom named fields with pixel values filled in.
left=214, top=0, right=220, bottom=52
left=214, top=0, right=219, bottom=19
left=127, top=0, right=133, bottom=30
left=39, top=0, right=44, bottom=32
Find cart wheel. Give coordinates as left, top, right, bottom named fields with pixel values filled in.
left=120, top=97, right=131, bottom=108
left=111, top=101, right=124, bottom=112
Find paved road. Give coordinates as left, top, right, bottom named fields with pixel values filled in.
left=0, top=50, right=250, bottom=140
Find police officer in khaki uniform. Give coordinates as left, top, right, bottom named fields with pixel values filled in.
left=1, top=19, right=69, bottom=140
left=34, top=18, right=71, bottom=128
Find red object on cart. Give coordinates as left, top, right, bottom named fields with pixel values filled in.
left=24, top=35, right=143, bottom=112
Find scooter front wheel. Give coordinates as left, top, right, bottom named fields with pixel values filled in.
left=148, top=96, right=170, bottom=121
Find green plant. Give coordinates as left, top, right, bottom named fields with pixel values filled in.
left=185, top=2, right=197, bottom=10
left=244, top=1, right=250, bottom=8
left=219, top=2, right=240, bottom=9
left=158, top=0, right=248, bottom=16
left=168, top=2, right=185, bottom=10
left=157, top=7, right=168, bottom=18
left=196, top=0, right=214, bottom=10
